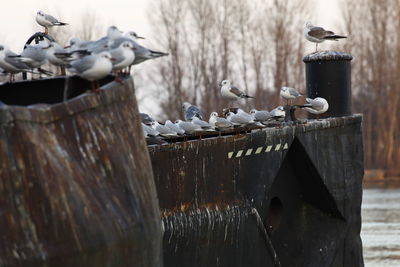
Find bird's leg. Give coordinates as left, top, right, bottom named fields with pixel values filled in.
left=95, top=81, right=101, bottom=92
left=45, top=28, right=48, bottom=35
left=114, top=74, right=124, bottom=84
left=90, top=81, right=95, bottom=92
left=315, top=43, right=318, bottom=52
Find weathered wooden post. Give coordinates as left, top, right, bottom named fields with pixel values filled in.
left=0, top=76, right=163, bottom=266
left=303, top=51, right=353, bottom=118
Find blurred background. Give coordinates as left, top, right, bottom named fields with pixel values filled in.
left=1, top=0, right=399, bottom=266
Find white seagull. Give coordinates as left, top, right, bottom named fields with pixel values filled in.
left=220, top=80, right=253, bottom=105
left=304, top=22, right=347, bottom=52
left=303, top=97, right=329, bottom=114
left=109, top=41, right=136, bottom=71
left=270, top=106, right=286, bottom=121
left=142, top=123, right=159, bottom=137
left=0, top=45, right=34, bottom=81
left=209, top=112, right=233, bottom=130
left=175, top=120, right=202, bottom=134
left=226, top=112, right=254, bottom=126
left=36, top=11, right=68, bottom=34
left=250, top=109, right=272, bottom=123
left=280, top=87, right=303, bottom=106
left=165, top=120, right=185, bottom=135
left=151, top=121, right=178, bottom=136
left=192, top=117, right=213, bottom=130
left=68, top=51, right=114, bottom=91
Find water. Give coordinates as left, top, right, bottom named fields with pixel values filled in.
left=362, top=188, right=400, bottom=266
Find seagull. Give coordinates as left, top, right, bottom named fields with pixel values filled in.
left=9, top=41, right=52, bottom=76
left=123, top=31, right=168, bottom=65
left=192, top=117, right=213, bottom=130
left=304, top=22, right=347, bottom=52
left=0, top=45, right=35, bottom=81
left=175, top=120, right=202, bottom=134
left=209, top=112, right=233, bottom=130
left=14, top=41, right=49, bottom=68
left=182, top=102, right=204, bottom=121
left=142, top=123, right=159, bottom=137
left=270, top=106, right=286, bottom=121
left=36, top=11, right=68, bottom=34
left=109, top=41, right=136, bottom=72
left=220, top=80, right=253, bottom=105
left=302, top=97, right=329, bottom=114
left=237, top=108, right=253, bottom=121
left=68, top=51, right=114, bottom=91
left=226, top=112, right=254, bottom=126
left=46, top=42, right=88, bottom=72
left=151, top=121, right=178, bottom=136
left=165, top=120, right=185, bottom=135
left=280, top=87, right=303, bottom=106
left=140, top=113, right=155, bottom=125
left=250, top=109, right=272, bottom=123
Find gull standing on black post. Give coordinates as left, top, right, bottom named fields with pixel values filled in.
left=280, top=87, right=303, bottom=106
left=36, top=11, right=68, bottom=34
left=304, top=22, right=347, bottom=52
left=220, top=80, right=253, bottom=107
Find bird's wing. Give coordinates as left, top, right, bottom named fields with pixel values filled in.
left=44, top=14, right=60, bottom=24
left=111, top=37, right=133, bottom=49
left=21, top=47, right=46, bottom=61
left=308, top=26, right=332, bottom=39
left=288, top=87, right=301, bottom=96
left=110, top=49, right=126, bottom=65
left=70, top=56, right=95, bottom=73
left=4, top=56, right=30, bottom=70
left=306, top=98, right=325, bottom=109
left=229, top=86, right=244, bottom=97
left=186, top=106, right=204, bottom=120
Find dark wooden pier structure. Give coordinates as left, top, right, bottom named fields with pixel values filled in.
left=0, top=51, right=364, bottom=266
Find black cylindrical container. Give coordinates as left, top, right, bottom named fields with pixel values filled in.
left=303, top=51, right=353, bottom=118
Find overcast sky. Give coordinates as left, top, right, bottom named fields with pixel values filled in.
left=0, top=0, right=340, bottom=52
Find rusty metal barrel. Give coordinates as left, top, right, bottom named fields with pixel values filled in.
left=303, top=51, right=353, bottom=118
left=0, top=76, right=162, bottom=266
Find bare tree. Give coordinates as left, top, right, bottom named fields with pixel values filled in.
left=341, top=0, right=400, bottom=172
left=149, top=0, right=312, bottom=120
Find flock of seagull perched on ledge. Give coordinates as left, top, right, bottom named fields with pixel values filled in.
left=0, top=11, right=346, bottom=140
left=141, top=82, right=330, bottom=140
left=0, top=11, right=168, bottom=90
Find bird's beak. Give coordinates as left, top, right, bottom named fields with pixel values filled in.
left=64, top=45, right=71, bottom=48
left=137, top=36, right=145, bottom=40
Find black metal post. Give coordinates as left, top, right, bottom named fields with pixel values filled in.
left=303, top=52, right=353, bottom=118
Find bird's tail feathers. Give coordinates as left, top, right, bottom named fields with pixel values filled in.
left=55, top=22, right=68, bottom=26
left=149, top=49, right=169, bottom=58
left=325, top=35, right=347, bottom=40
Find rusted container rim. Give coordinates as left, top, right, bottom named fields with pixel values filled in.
left=0, top=77, right=133, bottom=125
left=303, top=51, right=353, bottom=62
